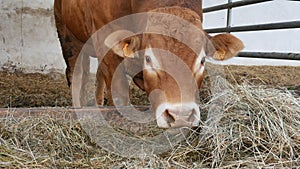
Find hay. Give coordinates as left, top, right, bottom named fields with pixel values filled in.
left=169, top=78, right=300, bottom=168
left=0, top=72, right=71, bottom=108
left=0, top=80, right=299, bottom=168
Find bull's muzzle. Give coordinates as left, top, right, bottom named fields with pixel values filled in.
left=156, top=103, right=201, bottom=128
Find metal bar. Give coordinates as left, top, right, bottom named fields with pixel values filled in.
left=205, top=21, right=300, bottom=33
left=238, top=52, right=300, bottom=60
left=203, top=0, right=272, bottom=13
left=204, top=0, right=300, bottom=60
left=226, top=0, right=233, bottom=33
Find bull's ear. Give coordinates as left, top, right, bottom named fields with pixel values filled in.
left=104, top=30, right=140, bottom=58
left=207, top=33, right=244, bottom=60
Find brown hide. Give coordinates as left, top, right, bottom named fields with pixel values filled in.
left=54, top=0, right=243, bottom=128
left=54, top=0, right=203, bottom=105
left=56, top=0, right=202, bottom=43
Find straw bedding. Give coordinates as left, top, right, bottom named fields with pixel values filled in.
left=0, top=64, right=299, bottom=168
left=0, top=81, right=299, bottom=168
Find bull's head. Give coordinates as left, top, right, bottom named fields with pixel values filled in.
left=104, top=7, right=244, bottom=128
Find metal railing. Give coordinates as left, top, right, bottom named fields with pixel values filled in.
left=203, top=0, right=300, bottom=60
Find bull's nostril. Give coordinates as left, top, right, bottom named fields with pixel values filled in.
left=164, top=109, right=175, bottom=124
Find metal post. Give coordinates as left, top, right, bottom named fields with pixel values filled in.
left=226, top=0, right=232, bottom=33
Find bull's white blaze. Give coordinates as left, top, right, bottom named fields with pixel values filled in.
left=156, top=102, right=201, bottom=128
left=193, top=48, right=206, bottom=78
left=144, top=47, right=161, bottom=73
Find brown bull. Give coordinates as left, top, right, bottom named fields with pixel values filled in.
left=54, top=0, right=244, bottom=128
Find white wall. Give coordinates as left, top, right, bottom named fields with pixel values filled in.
left=0, top=0, right=65, bottom=73
left=0, top=0, right=299, bottom=73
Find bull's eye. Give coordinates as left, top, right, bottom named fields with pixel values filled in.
left=201, top=57, right=206, bottom=64
left=145, top=55, right=151, bottom=63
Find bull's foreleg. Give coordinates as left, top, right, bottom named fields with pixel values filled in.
left=79, top=54, right=91, bottom=106
left=104, top=76, right=129, bottom=106
left=100, top=53, right=130, bottom=106
left=71, top=52, right=90, bottom=107
left=111, top=64, right=130, bottom=106
left=57, top=32, right=90, bottom=107
left=95, top=64, right=106, bottom=105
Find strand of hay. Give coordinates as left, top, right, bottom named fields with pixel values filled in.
left=0, top=79, right=299, bottom=168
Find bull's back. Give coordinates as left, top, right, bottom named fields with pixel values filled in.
left=55, top=0, right=202, bottom=43
left=132, top=0, right=202, bottom=21
left=55, top=0, right=132, bottom=42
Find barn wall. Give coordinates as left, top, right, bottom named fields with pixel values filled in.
left=0, top=0, right=299, bottom=74
left=0, top=0, right=65, bottom=73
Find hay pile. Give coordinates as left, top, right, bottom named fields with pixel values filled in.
left=0, top=72, right=71, bottom=108
left=0, top=81, right=299, bottom=168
